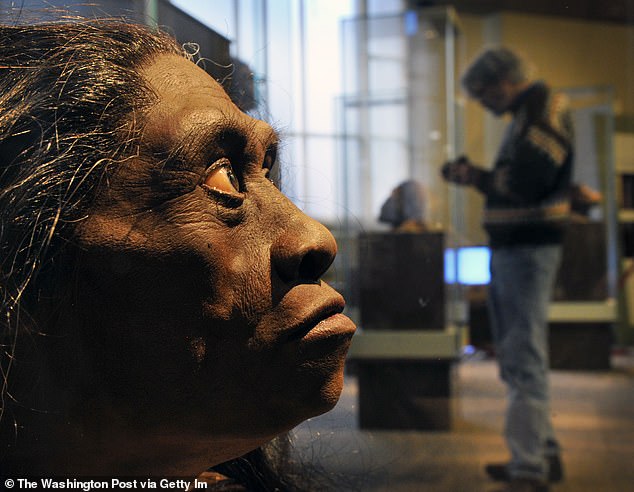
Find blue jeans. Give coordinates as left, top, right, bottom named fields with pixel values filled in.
left=488, top=244, right=562, bottom=481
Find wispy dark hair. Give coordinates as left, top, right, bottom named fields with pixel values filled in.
left=0, top=19, right=183, bottom=421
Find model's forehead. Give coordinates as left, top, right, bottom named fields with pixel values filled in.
left=142, top=53, right=232, bottom=105
left=139, top=53, right=248, bottom=150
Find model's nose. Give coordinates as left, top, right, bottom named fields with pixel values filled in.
left=270, top=214, right=337, bottom=283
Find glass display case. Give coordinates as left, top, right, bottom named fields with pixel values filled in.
left=337, top=6, right=465, bottom=430
left=338, top=6, right=465, bottom=341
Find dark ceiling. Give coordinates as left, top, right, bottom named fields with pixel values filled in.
left=410, top=0, right=634, bottom=24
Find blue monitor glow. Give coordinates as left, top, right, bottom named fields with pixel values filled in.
left=444, top=246, right=491, bottom=285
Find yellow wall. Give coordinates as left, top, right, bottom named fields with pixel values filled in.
left=498, top=12, right=634, bottom=116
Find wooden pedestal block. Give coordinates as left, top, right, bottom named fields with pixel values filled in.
left=549, top=322, right=613, bottom=370
left=357, top=360, right=452, bottom=431
left=358, top=232, right=445, bottom=331
left=355, top=232, right=454, bottom=430
left=553, top=222, right=608, bottom=301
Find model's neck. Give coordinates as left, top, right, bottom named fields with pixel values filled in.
left=2, top=400, right=271, bottom=476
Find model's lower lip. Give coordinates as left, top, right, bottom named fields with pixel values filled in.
left=301, top=312, right=356, bottom=342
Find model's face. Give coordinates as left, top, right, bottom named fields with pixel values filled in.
left=69, top=54, right=355, bottom=445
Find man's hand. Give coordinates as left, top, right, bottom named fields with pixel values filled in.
left=441, top=156, right=478, bottom=186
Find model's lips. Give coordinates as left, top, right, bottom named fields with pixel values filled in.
left=302, top=312, right=357, bottom=343
left=285, top=296, right=356, bottom=342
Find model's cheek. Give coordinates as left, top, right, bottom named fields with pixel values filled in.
left=232, top=247, right=273, bottom=320
left=200, top=247, right=272, bottom=336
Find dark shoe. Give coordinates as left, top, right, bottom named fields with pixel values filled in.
left=507, top=478, right=550, bottom=492
left=547, top=454, right=563, bottom=482
left=486, top=455, right=563, bottom=483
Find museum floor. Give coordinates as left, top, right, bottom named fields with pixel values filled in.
left=292, top=349, right=634, bottom=492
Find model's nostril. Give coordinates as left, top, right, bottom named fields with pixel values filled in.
left=297, top=249, right=334, bottom=282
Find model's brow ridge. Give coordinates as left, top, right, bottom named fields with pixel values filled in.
left=167, top=112, right=280, bottom=169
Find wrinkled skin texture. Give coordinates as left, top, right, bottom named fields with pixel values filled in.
left=16, top=54, right=355, bottom=475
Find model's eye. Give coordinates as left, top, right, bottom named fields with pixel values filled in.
left=263, top=148, right=277, bottom=180
left=203, top=158, right=240, bottom=194
left=263, top=150, right=275, bottom=170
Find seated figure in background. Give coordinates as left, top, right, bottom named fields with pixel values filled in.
left=0, top=20, right=355, bottom=488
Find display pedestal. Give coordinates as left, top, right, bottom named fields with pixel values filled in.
left=468, top=302, right=614, bottom=370
left=549, top=222, right=613, bottom=369
left=357, top=360, right=452, bottom=430
left=351, top=232, right=459, bottom=431
left=349, top=330, right=459, bottom=430
left=358, top=232, right=445, bottom=331
left=549, top=322, right=613, bottom=370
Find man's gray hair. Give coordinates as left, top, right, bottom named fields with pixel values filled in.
left=461, top=47, right=528, bottom=97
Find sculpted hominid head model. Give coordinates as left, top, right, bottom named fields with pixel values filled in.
left=0, top=20, right=355, bottom=483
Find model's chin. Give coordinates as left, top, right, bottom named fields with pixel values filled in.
left=313, top=366, right=347, bottom=414
left=292, top=346, right=351, bottom=420
left=196, top=312, right=355, bottom=438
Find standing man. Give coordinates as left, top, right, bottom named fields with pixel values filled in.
left=442, top=48, right=573, bottom=492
